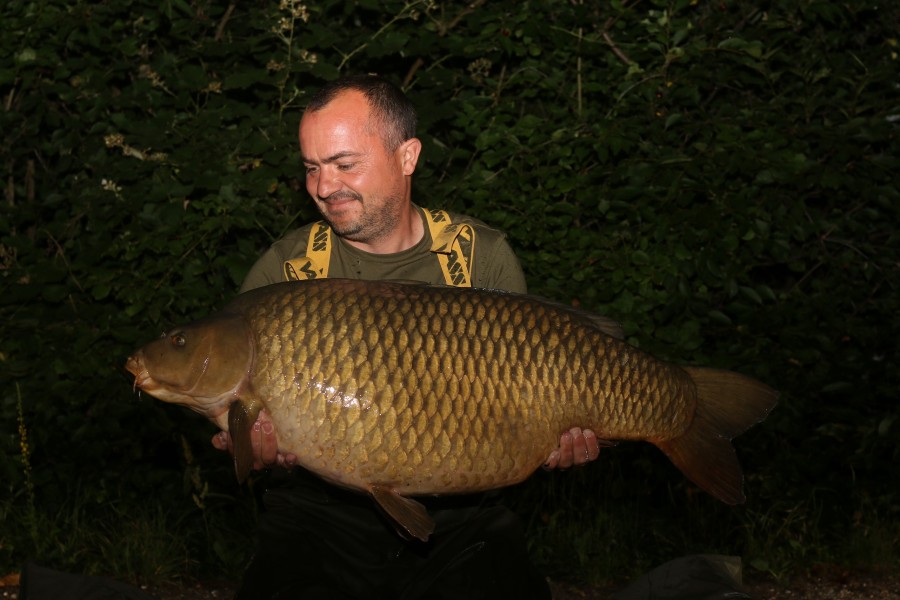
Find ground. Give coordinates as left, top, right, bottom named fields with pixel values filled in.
left=3, top=567, right=897, bottom=599
left=549, top=568, right=900, bottom=600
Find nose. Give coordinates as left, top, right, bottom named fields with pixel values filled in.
left=313, top=166, right=341, bottom=201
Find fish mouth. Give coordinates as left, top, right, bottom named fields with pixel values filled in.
left=125, top=355, right=156, bottom=392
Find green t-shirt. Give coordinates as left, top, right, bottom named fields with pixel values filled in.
left=240, top=206, right=527, bottom=294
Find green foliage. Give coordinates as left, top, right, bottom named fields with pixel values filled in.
left=2, top=0, right=898, bottom=586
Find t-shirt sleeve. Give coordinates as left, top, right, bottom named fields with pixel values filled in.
left=473, top=231, right=528, bottom=294
left=239, top=226, right=312, bottom=293
left=239, top=247, right=286, bottom=293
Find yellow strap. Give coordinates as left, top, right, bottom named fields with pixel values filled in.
left=423, top=208, right=475, bottom=287
left=283, top=221, right=332, bottom=281
left=282, top=210, right=475, bottom=287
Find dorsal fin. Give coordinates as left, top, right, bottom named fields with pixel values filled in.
left=531, top=295, right=625, bottom=339
left=583, top=313, right=625, bottom=340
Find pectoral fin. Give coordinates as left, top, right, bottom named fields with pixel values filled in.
left=228, top=399, right=262, bottom=484
left=370, top=484, right=435, bottom=542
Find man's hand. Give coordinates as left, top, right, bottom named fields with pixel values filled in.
left=543, top=427, right=602, bottom=470
left=211, top=409, right=297, bottom=470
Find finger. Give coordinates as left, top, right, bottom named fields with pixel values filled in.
left=542, top=449, right=560, bottom=471
left=557, top=430, right=575, bottom=469
left=259, top=419, right=279, bottom=465
left=277, top=452, right=299, bottom=468
left=570, top=427, right=590, bottom=466
left=584, top=429, right=601, bottom=462
left=212, top=431, right=231, bottom=452
left=251, top=419, right=265, bottom=470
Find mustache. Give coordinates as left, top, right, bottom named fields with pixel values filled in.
left=318, top=191, right=362, bottom=203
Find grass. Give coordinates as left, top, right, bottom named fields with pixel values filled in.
left=507, top=447, right=900, bottom=587
left=1, top=481, right=257, bottom=586
left=2, top=397, right=255, bottom=587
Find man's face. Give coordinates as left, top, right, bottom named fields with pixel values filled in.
left=299, top=90, right=414, bottom=245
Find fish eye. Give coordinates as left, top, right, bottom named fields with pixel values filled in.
left=171, top=334, right=186, bottom=347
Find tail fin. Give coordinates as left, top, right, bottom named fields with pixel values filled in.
left=657, top=367, right=778, bottom=504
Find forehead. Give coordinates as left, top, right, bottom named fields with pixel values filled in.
left=299, top=91, right=379, bottom=148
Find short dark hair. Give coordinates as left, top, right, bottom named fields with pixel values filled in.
left=306, top=74, right=417, bottom=151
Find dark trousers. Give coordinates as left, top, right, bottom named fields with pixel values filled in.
left=235, top=470, right=551, bottom=600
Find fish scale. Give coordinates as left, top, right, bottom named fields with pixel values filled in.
left=126, top=278, right=777, bottom=541
left=242, top=281, right=684, bottom=490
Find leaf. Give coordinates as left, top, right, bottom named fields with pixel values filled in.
left=41, top=286, right=69, bottom=303
left=91, top=283, right=112, bottom=300
left=631, top=251, right=650, bottom=266
left=740, top=285, right=763, bottom=304
left=224, top=70, right=268, bottom=90
left=708, top=310, right=732, bottom=325
left=664, top=113, right=683, bottom=129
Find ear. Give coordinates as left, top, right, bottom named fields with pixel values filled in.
left=397, top=137, right=422, bottom=176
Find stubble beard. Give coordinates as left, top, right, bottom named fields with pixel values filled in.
left=319, top=190, right=405, bottom=246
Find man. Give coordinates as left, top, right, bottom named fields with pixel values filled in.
left=214, top=74, right=601, bottom=599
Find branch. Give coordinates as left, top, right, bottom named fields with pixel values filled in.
left=402, top=58, right=425, bottom=88
left=215, top=3, right=237, bottom=42
left=443, top=0, right=487, bottom=35
left=602, top=31, right=632, bottom=65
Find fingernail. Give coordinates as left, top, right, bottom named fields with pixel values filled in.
left=262, top=421, right=274, bottom=434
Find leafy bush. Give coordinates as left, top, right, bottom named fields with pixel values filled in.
left=2, top=0, right=897, bottom=584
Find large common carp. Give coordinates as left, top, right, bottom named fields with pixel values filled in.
left=125, top=279, right=777, bottom=541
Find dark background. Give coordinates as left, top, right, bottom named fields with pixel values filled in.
left=2, top=0, right=897, bottom=587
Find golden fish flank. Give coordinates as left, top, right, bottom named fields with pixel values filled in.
left=125, top=278, right=777, bottom=542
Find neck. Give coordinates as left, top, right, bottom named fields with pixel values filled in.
left=343, top=204, right=424, bottom=255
